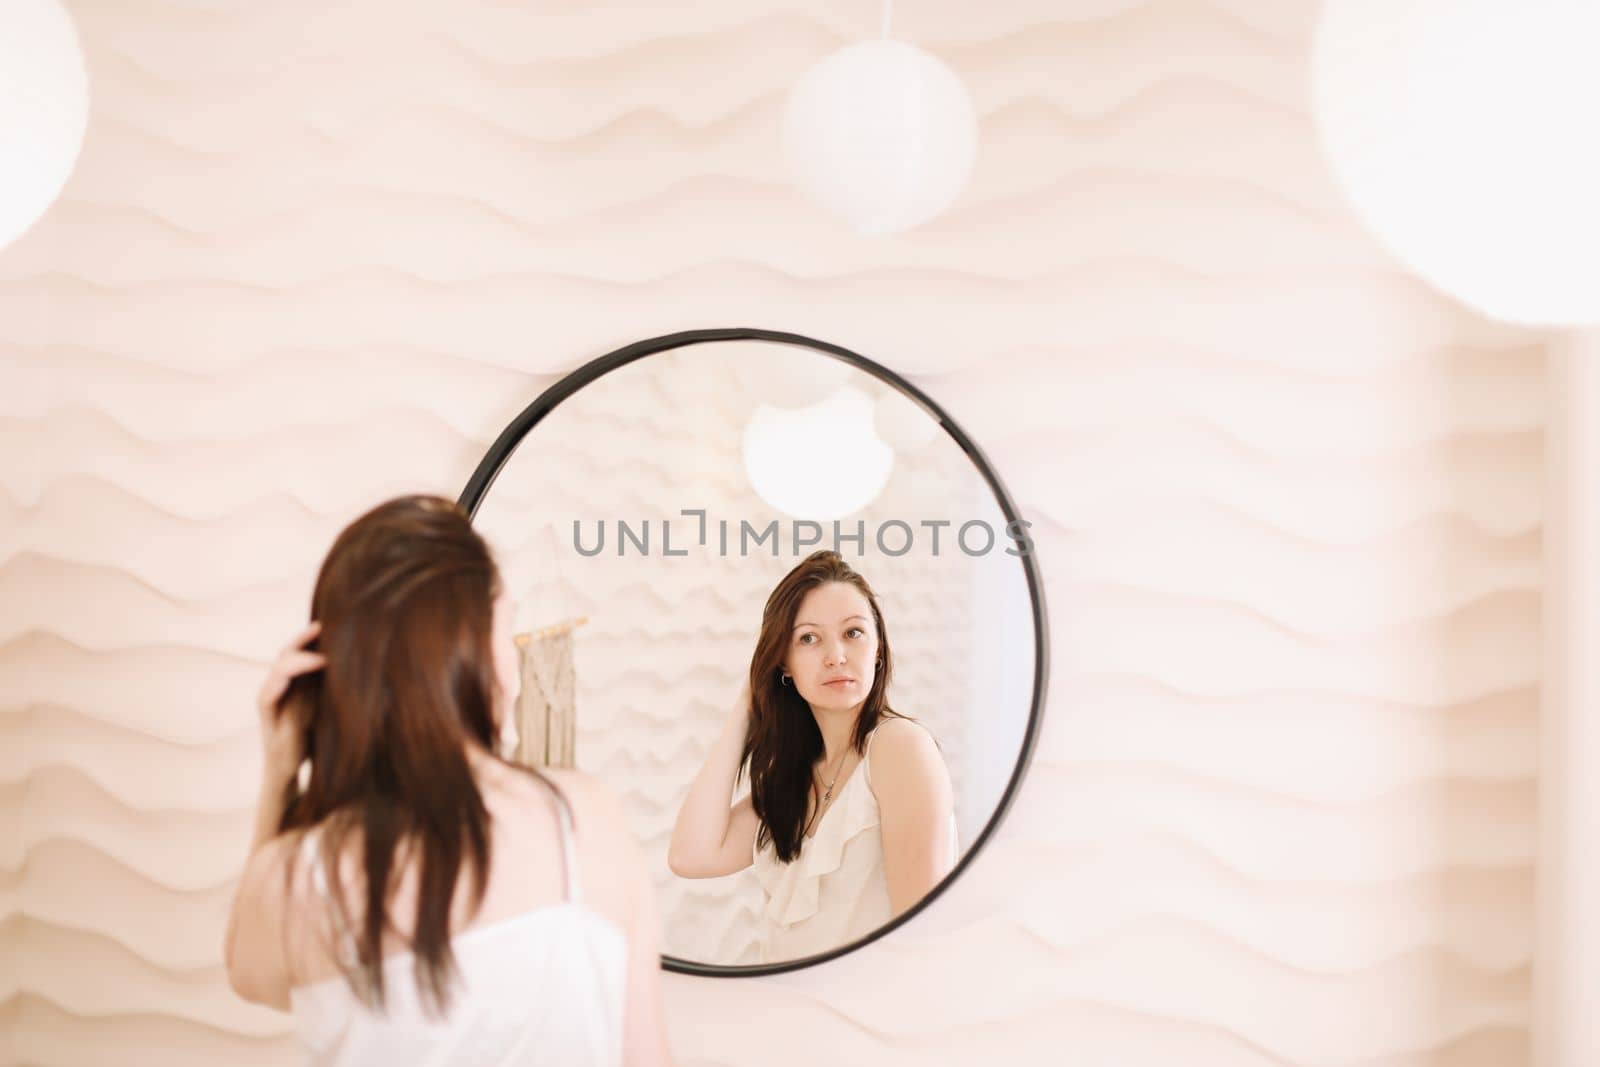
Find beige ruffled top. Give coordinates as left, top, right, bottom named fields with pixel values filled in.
left=750, top=723, right=958, bottom=964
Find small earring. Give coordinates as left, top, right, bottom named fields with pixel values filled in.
left=781, top=673, right=792, bottom=687
left=498, top=713, right=520, bottom=759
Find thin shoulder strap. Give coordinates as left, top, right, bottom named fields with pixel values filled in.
left=861, top=723, right=880, bottom=788
left=303, top=829, right=359, bottom=969
left=529, top=770, right=583, bottom=905
left=864, top=719, right=893, bottom=760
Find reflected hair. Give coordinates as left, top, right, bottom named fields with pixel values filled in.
left=743, top=550, right=904, bottom=862
left=274, top=494, right=503, bottom=1016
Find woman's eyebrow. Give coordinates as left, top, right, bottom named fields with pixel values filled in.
left=792, top=614, right=869, bottom=629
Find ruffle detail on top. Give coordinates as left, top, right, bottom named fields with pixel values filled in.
left=751, top=758, right=881, bottom=929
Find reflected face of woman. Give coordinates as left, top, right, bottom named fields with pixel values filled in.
left=784, top=582, right=879, bottom=713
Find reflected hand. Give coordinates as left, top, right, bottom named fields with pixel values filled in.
left=256, top=621, right=325, bottom=776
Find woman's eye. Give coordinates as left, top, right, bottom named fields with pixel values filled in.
left=798, top=633, right=815, bottom=644
left=848, top=627, right=864, bottom=638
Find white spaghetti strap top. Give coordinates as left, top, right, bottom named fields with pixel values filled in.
left=289, top=772, right=628, bottom=1066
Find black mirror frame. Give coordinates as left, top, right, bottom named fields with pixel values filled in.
left=457, top=327, right=1049, bottom=978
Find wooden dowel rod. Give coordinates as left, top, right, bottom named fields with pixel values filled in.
left=514, top=616, right=589, bottom=646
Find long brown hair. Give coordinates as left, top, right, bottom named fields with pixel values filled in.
left=275, top=494, right=504, bottom=1015
left=742, top=550, right=902, bottom=862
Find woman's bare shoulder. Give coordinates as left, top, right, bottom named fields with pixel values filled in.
left=528, top=767, right=625, bottom=825
left=871, top=715, right=939, bottom=753
left=522, top=767, right=642, bottom=921
left=497, top=765, right=637, bottom=868
left=868, top=716, right=947, bottom=785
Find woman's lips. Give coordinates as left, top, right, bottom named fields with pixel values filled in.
left=823, top=679, right=855, bottom=687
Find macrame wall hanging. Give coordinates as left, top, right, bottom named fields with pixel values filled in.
left=511, top=617, right=585, bottom=768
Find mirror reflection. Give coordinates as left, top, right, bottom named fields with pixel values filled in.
left=469, top=338, right=1037, bottom=967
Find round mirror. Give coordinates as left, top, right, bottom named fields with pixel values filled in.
left=459, top=328, right=1047, bottom=975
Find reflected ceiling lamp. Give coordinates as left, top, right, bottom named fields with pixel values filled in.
left=743, top=385, right=895, bottom=521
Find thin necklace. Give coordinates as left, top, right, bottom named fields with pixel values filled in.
left=808, top=743, right=850, bottom=834
left=822, top=741, right=852, bottom=801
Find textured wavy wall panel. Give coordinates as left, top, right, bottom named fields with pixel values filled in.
left=0, top=1, right=1540, bottom=1064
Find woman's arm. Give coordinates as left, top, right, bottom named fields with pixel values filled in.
left=666, top=682, right=760, bottom=878
left=550, top=768, right=677, bottom=1067
left=223, top=827, right=299, bottom=1009
left=223, top=622, right=326, bottom=1008
left=597, top=785, right=677, bottom=1067
left=869, top=717, right=957, bottom=916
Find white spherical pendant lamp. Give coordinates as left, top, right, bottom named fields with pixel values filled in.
left=1312, top=0, right=1600, bottom=325
left=784, top=37, right=978, bottom=236
left=0, top=0, right=90, bottom=252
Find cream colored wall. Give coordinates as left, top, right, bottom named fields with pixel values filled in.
left=0, top=2, right=1541, bottom=1065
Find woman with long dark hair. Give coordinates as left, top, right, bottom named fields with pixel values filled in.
left=224, top=495, right=673, bottom=1066
left=668, top=550, right=957, bottom=962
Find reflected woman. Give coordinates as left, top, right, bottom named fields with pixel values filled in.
left=669, top=550, right=958, bottom=963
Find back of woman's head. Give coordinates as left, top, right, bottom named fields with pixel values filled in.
left=278, top=494, right=503, bottom=1015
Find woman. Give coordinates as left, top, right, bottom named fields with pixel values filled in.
left=223, top=495, right=673, bottom=1066
left=668, top=550, right=957, bottom=963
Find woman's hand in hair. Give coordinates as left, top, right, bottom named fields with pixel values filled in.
left=667, top=675, right=761, bottom=880
left=254, top=620, right=325, bottom=778
left=227, top=620, right=327, bottom=1008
